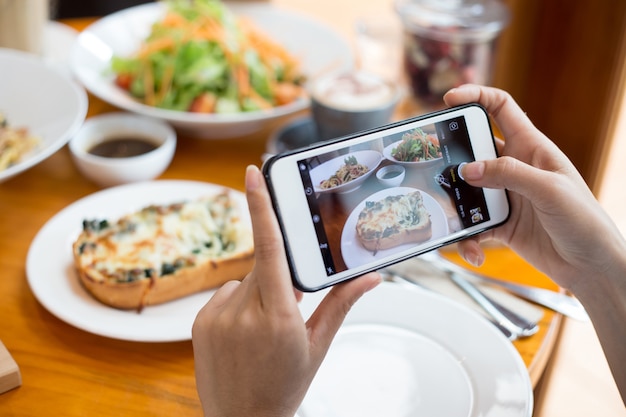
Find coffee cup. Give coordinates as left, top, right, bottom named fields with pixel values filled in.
left=310, top=71, right=401, bottom=141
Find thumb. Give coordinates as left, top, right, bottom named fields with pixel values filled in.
left=305, top=273, right=381, bottom=358
left=461, top=157, right=559, bottom=201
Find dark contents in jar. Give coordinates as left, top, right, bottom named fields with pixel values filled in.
left=88, top=137, right=158, bottom=158
left=402, top=31, right=496, bottom=105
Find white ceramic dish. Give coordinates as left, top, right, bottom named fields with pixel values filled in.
left=296, top=281, right=533, bottom=417
left=383, top=139, right=444, bottom=168
left=0, top=48, right=88, bottom=183
left=340, top=187, right=448, bottom=268
left=310, top=150, right=383, bottom=194
left=69, top=112, right=177, bottom=188
left=26, top=180, right=248, bottom=342
left=43, top=21, right=79, bottom=76
left=375, top=164, right=405, bottom=187
left=70, top=2, right=353, bottom=139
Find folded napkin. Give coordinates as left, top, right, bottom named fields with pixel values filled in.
left=0, top=340, right=21, bottom=395
left=385, top=257, right=545, bottom=326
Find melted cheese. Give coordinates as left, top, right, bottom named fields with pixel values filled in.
left=357, top=191, right=425, bottom=236
left=75, top=193, right=252, bottom=283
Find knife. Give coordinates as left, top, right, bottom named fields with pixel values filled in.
left=419, top=251, right=590, bottom=322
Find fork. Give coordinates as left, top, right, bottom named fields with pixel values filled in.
left=448, top=272, right=539, bottom=339
left=382, top=271, right=519, bottom=341
left=420, top=251, right=589, bottom=321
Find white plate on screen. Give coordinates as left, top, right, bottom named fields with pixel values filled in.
left=70, top=2, right=353, bottom=138
left=309, top=150, right=383, bottom=194
left=340, top=187, right=448, bottom=269
left=296, top=281, right=533, bottom=417
left=26, top=180, right=249, bottom=342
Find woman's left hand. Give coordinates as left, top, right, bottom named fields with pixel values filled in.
left=192, top=165, right=381, bottom=417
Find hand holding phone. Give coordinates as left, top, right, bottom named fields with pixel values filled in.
left=263, top=104, right=510, bottom=291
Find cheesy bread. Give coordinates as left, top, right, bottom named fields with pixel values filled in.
left=72, top=191, right=254, bottom=311
left=356, top=190, right=432, bottom=253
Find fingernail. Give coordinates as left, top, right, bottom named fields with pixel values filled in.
left=465, top=251, right=484, bottom=267
left=245, top=165, right=260, bottom=190
left=368, top=273, right=383, bottom=291
left=466, top=253, right=479, bottom=267
left=461, top=161, right=485, bottom=181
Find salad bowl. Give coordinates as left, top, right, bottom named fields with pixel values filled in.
left=70, top=2, right=353, bottom=139
left=382, top=139, right=443, bottom=168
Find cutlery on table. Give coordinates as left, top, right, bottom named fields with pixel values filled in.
left=381, top=271, right=518, bottom=341
left=448, top=273, right=539, bottom=339
left=420, top=251, right=590, bottom=322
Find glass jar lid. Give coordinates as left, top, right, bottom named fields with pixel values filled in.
left=395, top=0, right=510, bottom=42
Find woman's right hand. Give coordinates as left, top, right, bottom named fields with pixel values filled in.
left=443, top=84, right=626, bottom=294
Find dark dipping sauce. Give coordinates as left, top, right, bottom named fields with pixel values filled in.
left=88, top=137, right=158, bottom=158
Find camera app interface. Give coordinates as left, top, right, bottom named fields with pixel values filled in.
left=297, top=116, right=491, bottom=276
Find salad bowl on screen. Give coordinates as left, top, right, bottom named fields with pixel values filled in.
left=382, top=127, right=444, bottom=168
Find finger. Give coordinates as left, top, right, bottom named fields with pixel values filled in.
left=460, top=156, right=569, bottom=203
left=494, top=136, right=505, bottom=154
left=294, top=288, right=303, bottom=303
left=193, top=279, right=242, bottom=336
left=443, top=84, right=538, bottom=144
left=244, top=165, right=296, bottom=306
left=456, top=238, right=486, bottom=267
left=201, top=280, right=242, bottom=312
left=305, top=273, right=381, bottom=358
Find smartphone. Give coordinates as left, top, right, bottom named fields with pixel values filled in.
left=263, top=103, right=510, bottom=291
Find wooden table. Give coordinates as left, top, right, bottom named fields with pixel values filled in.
left=0, top=13, right=562, bottom=417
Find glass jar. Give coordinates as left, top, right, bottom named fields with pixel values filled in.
left=395, top=0, right=510, bottom=108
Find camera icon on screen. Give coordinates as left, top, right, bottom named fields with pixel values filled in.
left=449, top=121, right=459, bottom=131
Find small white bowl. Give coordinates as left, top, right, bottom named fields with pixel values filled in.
left=69, top=112, right=176, bottom=188
left=376, top=164, right=406, bottom=187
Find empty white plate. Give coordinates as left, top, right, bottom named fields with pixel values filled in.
left=297, top=281, right=533, bottom=417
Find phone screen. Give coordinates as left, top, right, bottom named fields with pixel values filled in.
left=295, top=115, right=491, bottom=276
left=264, top=104, right=509, bottom=291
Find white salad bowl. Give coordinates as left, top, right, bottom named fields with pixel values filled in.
left=70, top=2, right=353, bottom=139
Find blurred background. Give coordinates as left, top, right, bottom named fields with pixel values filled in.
left=23, top=0, right=626, bottom=415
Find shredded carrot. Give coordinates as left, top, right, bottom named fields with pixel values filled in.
left=234, top=63, right=250, bottom=98
left=246, top=89, right=273, bottom=110
left=114, top=2, right=306, bottom=113
left=157, top=60, right=175, bottom=104
left=142, top=59, right=155, bottom=106
left=137, top=37, right=178, bottom=58
left=161, top=12, right=188, bottom=28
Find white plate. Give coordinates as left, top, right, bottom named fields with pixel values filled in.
left=26, top=180, right=250, bottom=342
left=310, top=150, right=383, bottom=194
left=383, top=139, right=444, bottom=168
left=297, top=281, right=533, bottom=417
left=0, top=48, right=88, bottom=183
left=43, top=21, right=79, bottom=76
left=341, top=187, right=448, bottom=268
left=70, top=2, right=353, bottom=139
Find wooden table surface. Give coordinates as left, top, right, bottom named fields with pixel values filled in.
left=0, top=12, right=562, bottom=416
